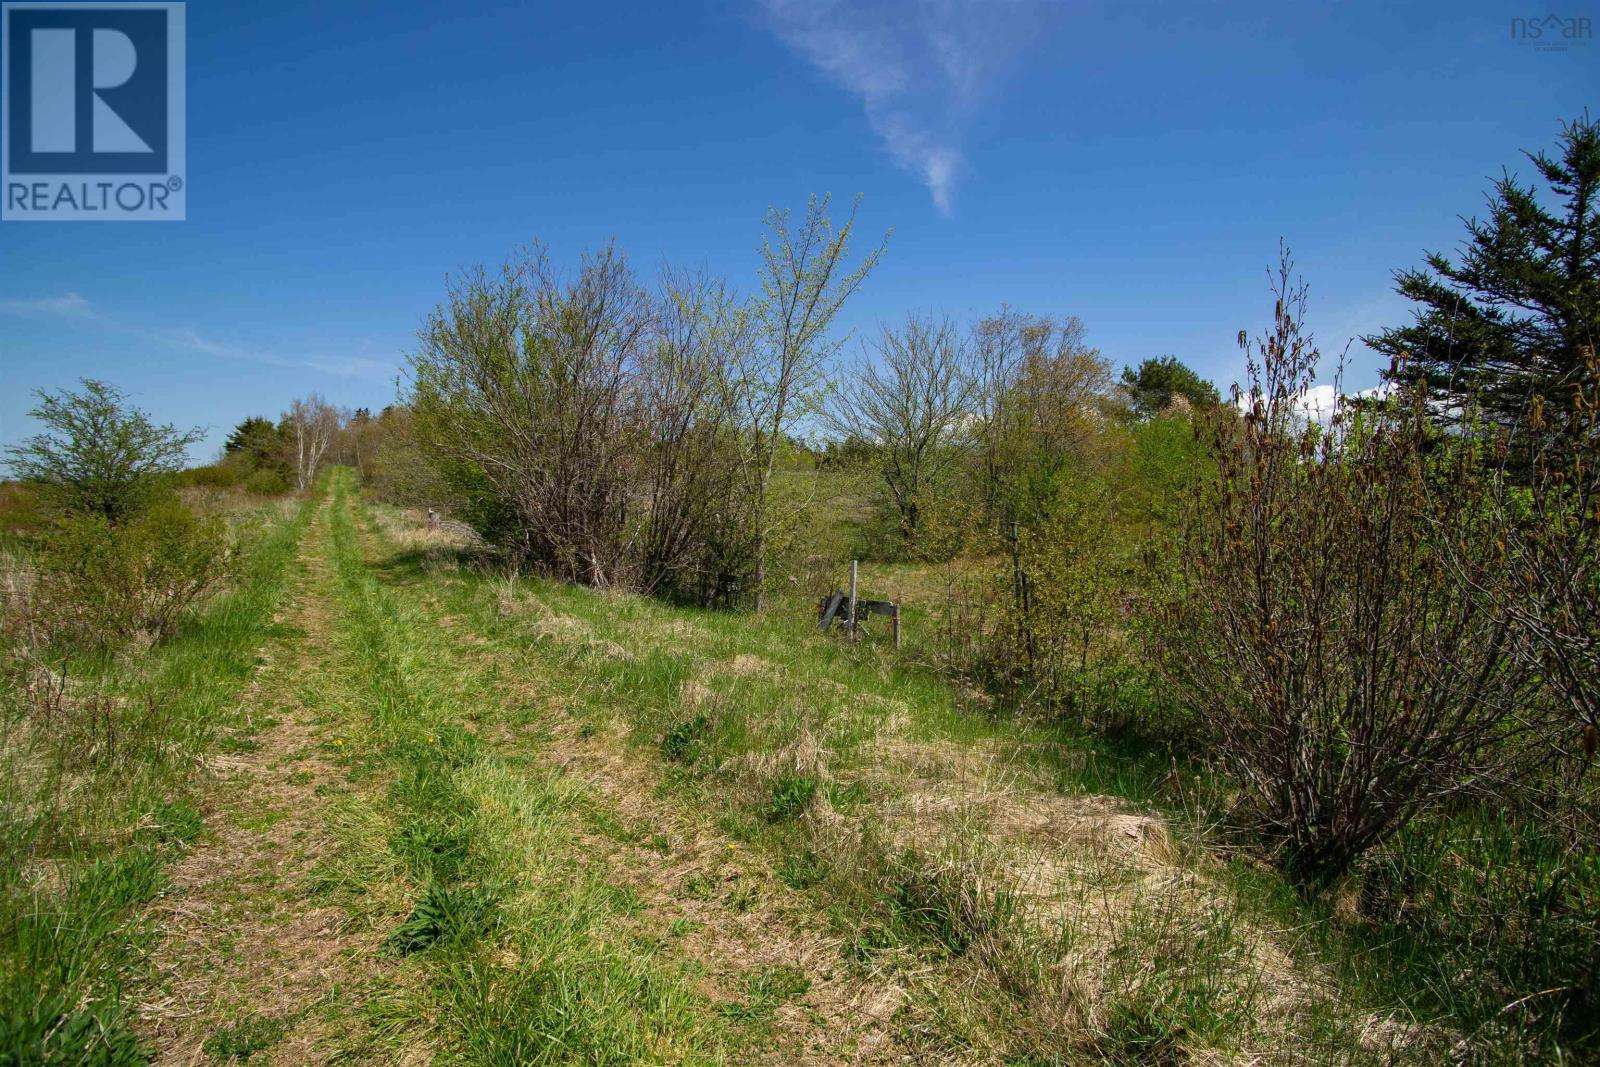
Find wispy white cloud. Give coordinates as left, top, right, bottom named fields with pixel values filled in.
left=0, top=292, right=96, bottom=317
left=757, top=0, right=1053, bottom=214
left=169, top=325, right=263, bottom=362
left=304, top=356, right=394, bottom=378
left=1, top=294, right=392, bottom=379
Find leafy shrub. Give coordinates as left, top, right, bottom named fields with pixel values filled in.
left=181, top=463, right=239, bottom=489
left=0, top=482, right=48, bottom=538
left=242, top=468, right=290, bottom=496
left=3, top=379, right=202, bottom=524
left=1495, top=347, right=1600, bottom=771
left=995, top=469, right=1126, bottom=708
left=31, top=498, right=231, bottom=650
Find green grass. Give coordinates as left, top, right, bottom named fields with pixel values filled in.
left=354, top=484, right=1600, bottom=1065
left=201, top=1013, right=289, bottom=1062
left=356, top=494, right=1387, bottom=1063
left=304, top=474, right=738, bottom=1063
left=718, top=964, right=811, bottom=1026
left=0, top=491, right=314, bottom=1065
left=1338, top=810, right=1600, bottom=1057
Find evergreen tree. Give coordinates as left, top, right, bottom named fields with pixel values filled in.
left=1368, top=117, right=1599, bottom=431
left=1120, top=355, right=1219, bottom=417
left=223, top=416, right=287, bottom=471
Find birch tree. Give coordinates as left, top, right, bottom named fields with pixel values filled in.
left=285, top=394, right=340, bottom=491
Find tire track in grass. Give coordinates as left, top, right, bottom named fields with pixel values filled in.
left=137, top=492, right=401, bottom=1065
left=349, top=500, right=913, bottom=1065
left=311, top=472, right=747, bottom=1065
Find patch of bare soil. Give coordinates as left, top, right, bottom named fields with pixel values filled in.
left=135, top=508, right=388, bottom=1066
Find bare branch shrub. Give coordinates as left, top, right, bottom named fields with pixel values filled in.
left=826, top=313, right=974, bottom=545
left=635, top=268, right=751, bottom=604
left=1164, top=251, right=1546, bottom=885
left=408, top=205, right=882, bottom=606
left=409, top=242, right=650, bottom=586
left=1496, top=345, right=1600, bottom=752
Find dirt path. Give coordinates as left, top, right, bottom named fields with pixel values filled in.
left=136, top=497, right=392, bottom=1065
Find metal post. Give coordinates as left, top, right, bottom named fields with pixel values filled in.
left=847, top=560, right=858, bottom=641
left=892, top=603, right=901, bottom=649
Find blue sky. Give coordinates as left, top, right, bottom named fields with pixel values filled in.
left=2, top=0, right=1595, bottom=461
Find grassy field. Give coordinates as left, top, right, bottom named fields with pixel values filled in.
left=6, top=467, right=1585, bottom=1064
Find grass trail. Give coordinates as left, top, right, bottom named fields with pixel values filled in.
left=134, top=491, right=393, bottom=1062
left=142, top=470, right=905, bottom=1064
left=1, top=494, right=312, bottom=1064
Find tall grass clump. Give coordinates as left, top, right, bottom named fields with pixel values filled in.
left=0, top=492, right=311, bottom=1064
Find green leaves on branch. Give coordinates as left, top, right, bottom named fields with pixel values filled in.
left=5, top=378, right=203, bottom=524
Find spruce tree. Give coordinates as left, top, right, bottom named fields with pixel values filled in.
left=1368, top=116, right=1599, bottom=432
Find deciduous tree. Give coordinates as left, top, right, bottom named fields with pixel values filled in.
left=284, top=395, right=341, bottom=492
left=745, top=194, right=886, bottom=609
left=827, top=313, right=974, bottom=544
left=4, top=378, right=202, bottom=523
